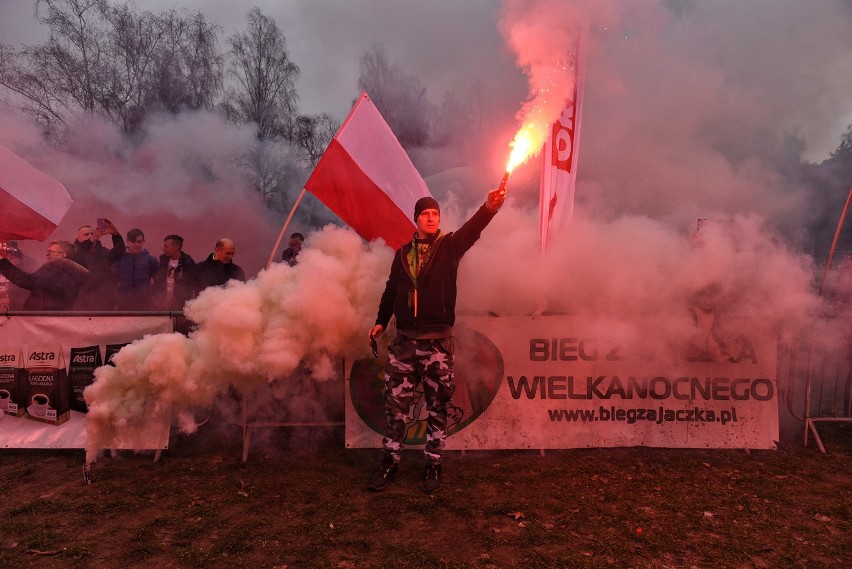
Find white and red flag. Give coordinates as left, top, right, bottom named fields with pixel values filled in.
left=539, top=41, right=585, bottom=254
left=0, top=145, right=73, bottom=241
left=304, top=91, right=432, bottom=250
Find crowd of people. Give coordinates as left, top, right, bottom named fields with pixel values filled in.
left=0, top=219, right=266, bottom=313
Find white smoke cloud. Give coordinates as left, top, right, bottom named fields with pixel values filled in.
left=84, top=225, right=393, bottom=462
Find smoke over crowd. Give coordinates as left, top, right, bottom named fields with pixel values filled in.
left=1, top=0, right=850, bottom=458
left=84, top=228, right=392, bottom=461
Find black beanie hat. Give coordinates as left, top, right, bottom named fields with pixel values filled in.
left=414, top=196, right=440, bottom=219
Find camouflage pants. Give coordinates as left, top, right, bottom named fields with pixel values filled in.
left=382, top=334, right=455, bottom=466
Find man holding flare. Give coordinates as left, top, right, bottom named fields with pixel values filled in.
left=368, top=185, right=506, bottom=493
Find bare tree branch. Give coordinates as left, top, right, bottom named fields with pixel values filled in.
left=1, top=0, right=223, bottom=133
left=223, top=7, right=299, bottom=141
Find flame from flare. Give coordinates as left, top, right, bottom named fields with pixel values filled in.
left=501, top=21, right=584, bottom=175
left=506, top=121, right=547, bottom=173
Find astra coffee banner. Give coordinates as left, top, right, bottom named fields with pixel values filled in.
left=346, top=314, right=778, bottom=450
left=0, top=315, right=173, bottom=449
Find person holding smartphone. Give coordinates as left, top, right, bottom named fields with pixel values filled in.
left=70, top=218, right=125, bottom=310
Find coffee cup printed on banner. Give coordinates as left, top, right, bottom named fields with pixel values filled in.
left=28, top=393, right=50, bottom=417
left=0, top=388, right=10, bottom=411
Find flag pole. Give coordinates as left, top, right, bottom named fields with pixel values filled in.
left=266, top=187, right=307, bottom=269
left=818, top=185, right=852, bottom=296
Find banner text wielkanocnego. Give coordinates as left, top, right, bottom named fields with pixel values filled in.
left=507, top=375, right=773, bottom=401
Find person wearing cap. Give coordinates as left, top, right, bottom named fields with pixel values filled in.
left=367, top=187, right=506, bottom=493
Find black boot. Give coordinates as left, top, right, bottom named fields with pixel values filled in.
left=424, top=463, right=442, bottom=494
left=368, top=456, right=398, bottom=492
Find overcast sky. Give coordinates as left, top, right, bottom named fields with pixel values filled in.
left=1, top=0, right=850, bottom=163
left=0, top=0, right=527, bottom=130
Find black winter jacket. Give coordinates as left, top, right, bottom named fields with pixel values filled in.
left=192, top=254, right=246, bottom=296
left=71, top=234, right=125, bottom=310
left=153, top=251, right=196, bottom=310
left=0, top=257, right=89, bottom=311
left=376, top=204, right=497, bottom=336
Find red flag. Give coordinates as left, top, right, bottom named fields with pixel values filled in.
left=540, top=37, right=585, bottom=254
left=304, top=92, right=431, bottom=250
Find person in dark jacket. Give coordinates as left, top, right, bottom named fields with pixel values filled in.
left=367, top=188, right=506, bottom=493
left=0, top=241, right=37, bottom=310
left=192, top=238, right=246, bottom=296
left=153, top=234, right=196, bottom=310
left=112, top=228, right=159, bottom=310
left=0, top=241, right=89, bottom=310
left=71, top=219, right=125, bottom=310
left=281, top=232, right=304, bottom=266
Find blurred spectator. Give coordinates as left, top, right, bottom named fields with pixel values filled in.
left=112, top=229, right=159, bottom=310
left=281, top=232, right=305, bottom=266
left=71, top=219, right=125, bottom=310
left=0, top=241, right=37, bottom=310
left=193, top=238, right=246, bottom=295
left=153, top=234, right=195, bottom=310
left=0, top=241, right=88, bottom=310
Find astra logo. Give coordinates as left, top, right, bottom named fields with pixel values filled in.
left=29, top=352, right=56, bottom=362
left=72, top=354, right=96, bottom=364
left=0, top=354, right=16, bottom=363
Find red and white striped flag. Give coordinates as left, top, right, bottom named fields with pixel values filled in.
left=539, top=39, right=585, bottom=254
left=0, top=145, right=73, bottom=241
left=304, top=91, right=432, bottom=250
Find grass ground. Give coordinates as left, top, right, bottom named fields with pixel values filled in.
left=0, top=421, right=849, bottom=569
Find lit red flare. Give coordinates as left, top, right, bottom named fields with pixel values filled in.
left=498, top=171, right=510, bottom=193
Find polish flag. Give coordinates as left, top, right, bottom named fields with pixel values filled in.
left=540, top=38, right=585, bottom=254
left=305, top=92, right=431, bottom=250
left=0, top=145, right=73, bottom=241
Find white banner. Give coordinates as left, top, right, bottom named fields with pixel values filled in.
left=539, top=36, right=585, bottom=254
left=346, top=314, right=778, bottom=450
left=0, top=315, right=173, bottom=449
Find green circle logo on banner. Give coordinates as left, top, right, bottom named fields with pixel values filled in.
left=349, top=325, right=504, bottom=444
